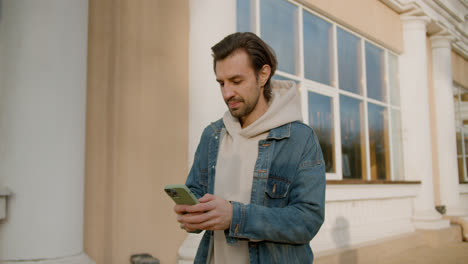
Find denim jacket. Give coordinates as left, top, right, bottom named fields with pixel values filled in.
left=186, top=119, right=326, bottom=264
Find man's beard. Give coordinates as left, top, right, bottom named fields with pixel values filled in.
left=226, top=89, right=260, bottom=119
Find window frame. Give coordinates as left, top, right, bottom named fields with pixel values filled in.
left=240, top=0, right=404, bottom=181
left=454, top=84, right=468, bottom=183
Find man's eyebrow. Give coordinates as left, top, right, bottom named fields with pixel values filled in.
left=216, top=75, right=243, bottom=83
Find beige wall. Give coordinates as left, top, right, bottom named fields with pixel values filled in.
left=299, top=0, right=403, bottom=53
left=452, top=51, right=468, bottom=89
left=84, top=1, right=190, bottom=264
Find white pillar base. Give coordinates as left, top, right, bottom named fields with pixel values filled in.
left=412, top=210, right=450, bottom=230
left=2, top=253, right=95, bottom=264
left=445, top=207, right=468, bottom=217
left=177, top=233, right=204, bottom=264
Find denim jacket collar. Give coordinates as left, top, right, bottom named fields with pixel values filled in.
left=266, top=123, right=291, bottom=140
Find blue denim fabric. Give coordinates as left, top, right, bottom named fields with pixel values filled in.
left=185, top=119, right=326, bottom=264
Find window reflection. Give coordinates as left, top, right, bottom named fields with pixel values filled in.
left=337, top=28, right=362, bottom=95
left=465, top=130, right=468, bottom=156
left=340, top=95, right=366, bottom=179
left=453, top=86, right=468, bottom=182
left=458, top=158, right=465, bottom=183
left=303, top=10, right=333, bottom=86
left=237, top=0, right=252, bottom=32
left=308, top=92, right=335, bottom=173
left=368, top=103, right=390, bottom=180
left=365, top=42, right=386, bottom=102
left=261, top=0, right=299, bottom=75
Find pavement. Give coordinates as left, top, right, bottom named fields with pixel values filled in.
left=315, top=225, right=468, bottom=264
left=379, top=241, right=468, bottom=264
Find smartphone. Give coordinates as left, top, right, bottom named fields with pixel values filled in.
left=164, top=184, right=199, bottom=205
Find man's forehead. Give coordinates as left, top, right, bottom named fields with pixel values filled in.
left=215, top=50, right=254, bottom=77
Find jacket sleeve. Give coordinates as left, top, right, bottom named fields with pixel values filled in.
left=227, top=132, right=326, bottom=244
left=185, top=129, right=209, bottom=200
left=183, top=129, right=210, bottom=234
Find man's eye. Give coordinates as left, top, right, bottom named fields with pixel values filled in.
left=233, top=80, right=241, bottom=85
left=219, top=83, right=224, bottom=87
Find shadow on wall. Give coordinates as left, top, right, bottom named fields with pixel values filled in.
left=331, top=216, right=357, bottom=264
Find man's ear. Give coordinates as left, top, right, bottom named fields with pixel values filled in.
left=258, top=65, right=271, bottom=87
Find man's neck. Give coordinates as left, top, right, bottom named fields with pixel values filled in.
left=239, top=96, right=270, bottom=128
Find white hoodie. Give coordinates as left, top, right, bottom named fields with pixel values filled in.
left=212, top=80, right=303, bottom=264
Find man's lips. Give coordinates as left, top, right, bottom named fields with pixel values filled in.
left=227, top=100, right=242, bottom=109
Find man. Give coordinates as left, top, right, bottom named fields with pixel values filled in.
left=174, top=32, right=325, bottom=263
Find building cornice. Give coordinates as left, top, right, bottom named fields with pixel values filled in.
left=381, top=0, right=468, bottom=59
left=379, top=0, right=414, bottom=13
left=432, top=0, right=465, bottom=22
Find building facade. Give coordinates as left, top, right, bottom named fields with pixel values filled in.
left=0, top=0, right=467, bottom=264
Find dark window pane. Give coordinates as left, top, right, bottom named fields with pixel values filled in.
left=365, top=42, right=386, bottom=102
left=261, top=0, right=298, bottom=75
left=340, top=95, right=366, bottom=179
left=368, top=103, right=390, bottom=180
left=308, top=92, right=335, bottom=173
left=465, top=131, right=468, bottom=156
left=459, top=158, right=466, bottom=182
left=337, top=28, right=362, bottom=95
left=303, top=10, right=333, bottom=86
left=237, top=0, right=252, bottom=32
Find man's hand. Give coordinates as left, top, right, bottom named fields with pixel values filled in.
left=174, top=194, right=233, bottom=232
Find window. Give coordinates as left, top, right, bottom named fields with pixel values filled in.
left=237, top=0, right=254, bottom=33
left=340, top=95, right=366, bottom=179
left=237, top=0, right=404, bottom=181
left=260, top=0, right=299, bottom=75
left=303, top=10, right=333, bottom=86
left=309, top=92, right=335, bottom=173
left=454, top=85, right=468, bottom=183
left=337, top=28, right=362, bottom=95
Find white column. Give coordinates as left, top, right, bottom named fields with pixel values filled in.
left=181, top=0, right=236, bottom=263
left=188, top=0, right=237, bottom=165
left=430, top=35, right=468, bottom=217
left=0, top=0, right=94, bottom=263
left=399, top=16, right=450, bottom=229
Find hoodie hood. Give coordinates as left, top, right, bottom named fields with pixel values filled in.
left=223, top=80, right=303, bottom=138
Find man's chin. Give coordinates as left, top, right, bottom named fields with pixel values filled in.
left=229, top=109, right=244, bottom=118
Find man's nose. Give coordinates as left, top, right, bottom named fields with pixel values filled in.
left=222, top=84, right=235, bottom=101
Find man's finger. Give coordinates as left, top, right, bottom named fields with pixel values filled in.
left=174, top=204, right=188, bottom=214
left=184, top=201, right=215, bottom=213
left=198, top=193, right=215, bottom=203
left=180, top=210, right=214, bottom=224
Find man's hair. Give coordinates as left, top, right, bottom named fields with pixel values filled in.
left=211, top=32, right=277, bottom=102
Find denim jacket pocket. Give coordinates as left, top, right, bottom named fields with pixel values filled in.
left=264, top=176, right=291, bottom=207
